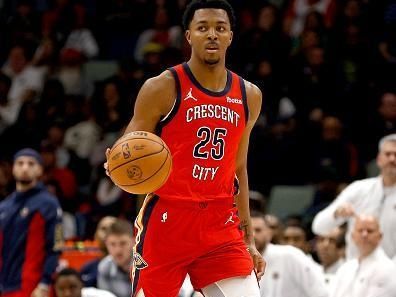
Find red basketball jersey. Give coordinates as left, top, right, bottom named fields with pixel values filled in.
left=154, top=63, right=248, bottom=201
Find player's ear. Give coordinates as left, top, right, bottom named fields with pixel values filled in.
left=185, top=30, right=192, bottom=45
left=228, top=31, right=233, bottom=46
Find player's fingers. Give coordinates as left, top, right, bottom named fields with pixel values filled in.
left=105, top=148, right=111, bottom=158
left=256, top=258, right=265, bottom=279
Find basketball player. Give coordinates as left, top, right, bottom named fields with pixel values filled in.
left=104, top=1, right=265, bottom=296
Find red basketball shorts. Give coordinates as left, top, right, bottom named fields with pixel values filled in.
left=131, top=194, right=253, bottom=297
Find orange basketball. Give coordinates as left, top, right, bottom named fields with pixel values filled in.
left=107, top=131, right=172, bottom=194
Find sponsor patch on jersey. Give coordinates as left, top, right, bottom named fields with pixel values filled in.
left=133, top=252, right=148, bottom=270
left=226, top=96, right=242, bottom=104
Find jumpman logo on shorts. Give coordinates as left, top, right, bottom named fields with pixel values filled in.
left=225, top=212, right=235, bottom=225
left=183, top=88, right=198, bottom=101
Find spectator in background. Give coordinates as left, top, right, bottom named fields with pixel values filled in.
left=251, top=211, right=328, bottom=297
left=97, top=218, right=134, bottom=297
left=41, top=0, right=86, bottom=46
left=314, top=227, right=346, bottom=285
left=0, top=148, right=63, bottom=297
left=80, top=216, right=117, bottom=287
left=263, top=213, right=284, bottom=244
left=56, top=48, right=93, bottom=97
left=312, top=134, right=396, bottom=259
left=40, top=142, right=77, bottom=206
left=4, top=0, right=40, bottom=50
left=0, top=160, right=13, bottom=200
left=282, top=223, right=310, bottom=254
left=134, top=7, right=183, bottom=63
left=283, top=0, right=337, bottom=39
left=54, top=268, right=116, bottom=297
left=330, top=215, right=396, bottom=297
left=62, top=16, right=99, bottom=60
left=0, top=44, right=45, bottom=133
left=365, top=91, right=396, bottom=161
left=310, top=116, right=360, bottom=184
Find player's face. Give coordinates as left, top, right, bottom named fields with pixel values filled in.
left=105, top=234, right=134, bottom=268
left=12, top=156, right=43, bottom=185
left=352, top=217, right=382, bottom=257
left=252, top=217, right=272, bottom=252
left=54, top=275, right=82, bottom=297
left=185, top=8, right=233, bottom=65
left=377, top=141, right=396, bottom=177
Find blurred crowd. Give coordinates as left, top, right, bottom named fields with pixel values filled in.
left=1, top=0, right=396, bottom=296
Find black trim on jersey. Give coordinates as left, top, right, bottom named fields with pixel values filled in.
left=132, top=195, right=160, bottom=296
left=182, top=62, right=232, bottom=97
left=156, top=67, right=181, bottom=135
left=239, top=76, right=249, bottom=124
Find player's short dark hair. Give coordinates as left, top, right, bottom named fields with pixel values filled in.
left=54, top=268, right=82, bottom=283
left=182, top=0, right=236, bottom=30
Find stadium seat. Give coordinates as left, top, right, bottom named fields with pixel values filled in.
left=83, top=60, right=118, bottom=82
left=366, top=159, right=379, bottom=177
left=267, top=185, right=315, bottom=220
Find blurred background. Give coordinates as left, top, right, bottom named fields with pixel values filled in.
left=0, top=0, right=395, bottom=289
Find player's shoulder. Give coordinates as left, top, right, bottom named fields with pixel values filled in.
left=143, top=69, right=176, bottom=93
left=239, top=77, right=262, bottom=120
left=241, top=78, right=262, bottom=98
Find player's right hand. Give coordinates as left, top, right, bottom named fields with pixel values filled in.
left=334, top=203, right=355, bottom=219
left=248, top=244, right=266, bottom=280
left=104, top=148, right=110, bottom=176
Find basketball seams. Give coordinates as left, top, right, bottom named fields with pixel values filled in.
left=110, top=137, right=165, bottom=154
left=108, top=145, right=165, bottom=173
left=108, top=131, right=172, bottom=194
left=116, top=150, right=170, bottom=187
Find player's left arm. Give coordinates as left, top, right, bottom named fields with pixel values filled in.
left=234, top=80, right=265, bottom=279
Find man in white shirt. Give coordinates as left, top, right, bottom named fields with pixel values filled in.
left=312, top=133, right=396, bottom=259
left=314, top=227, right=346, bottom=286
left=330, top=215, right=396, bottom=297
left=54, top=268, right=116, bottom=297
left=251, top=211, right=328, bottom=297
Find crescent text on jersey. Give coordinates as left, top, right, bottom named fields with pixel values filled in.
left=186, top=104, right=241, bottom=127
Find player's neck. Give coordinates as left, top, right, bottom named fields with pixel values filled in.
left=187, top=59, right=227, bottom=92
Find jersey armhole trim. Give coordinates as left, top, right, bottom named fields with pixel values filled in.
left=239, top=76, right=249, bottom=124
left=159, top=68, right=181, bottom=126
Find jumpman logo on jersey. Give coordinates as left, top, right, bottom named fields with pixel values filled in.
left=183, top=88, right=198, bottom=101
left=225, top=212, right=235, bottom=225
